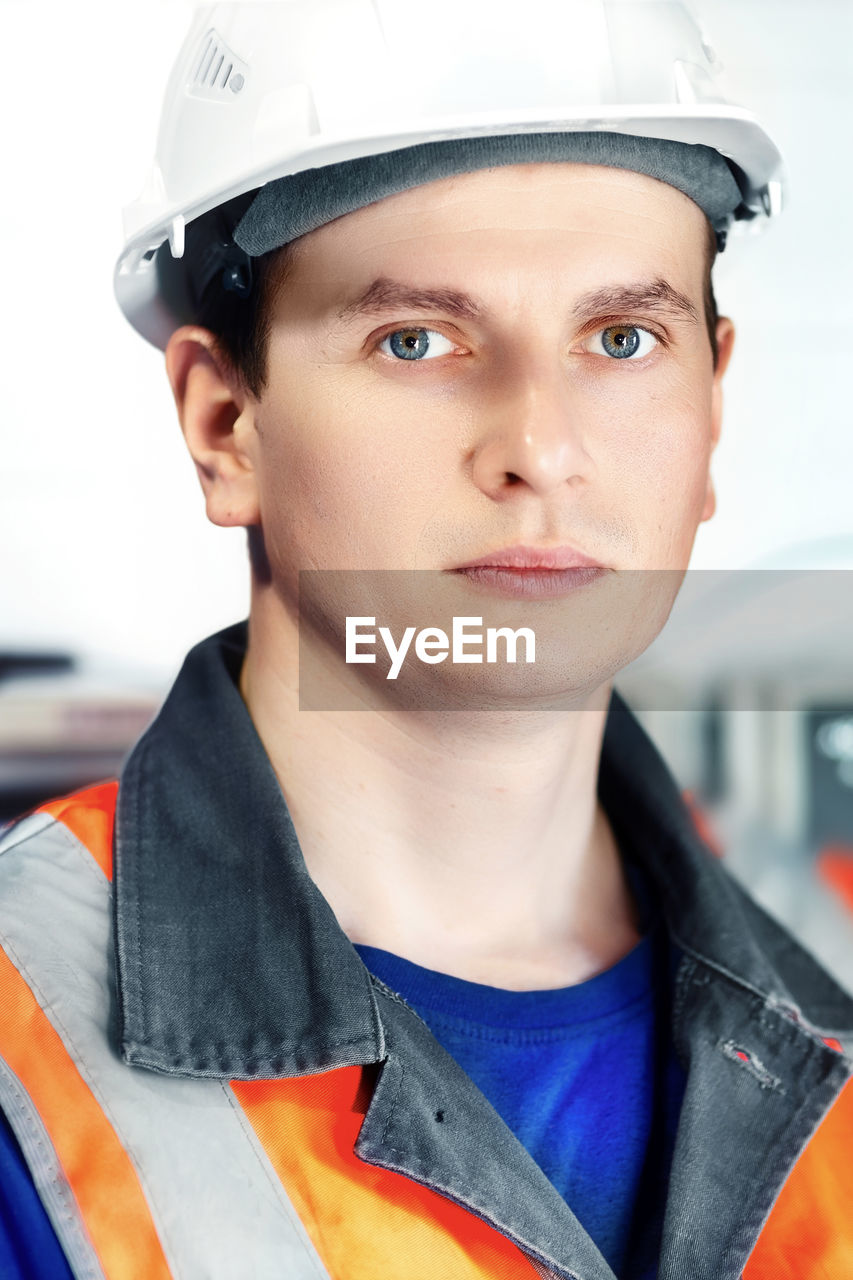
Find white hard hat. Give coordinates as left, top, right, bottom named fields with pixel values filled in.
left=115, top=0, right=786, bottom=349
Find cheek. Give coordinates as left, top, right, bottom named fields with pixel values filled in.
left=588, top=366, right=715, bottom=543
left=252, top=372, right=454, bottom=568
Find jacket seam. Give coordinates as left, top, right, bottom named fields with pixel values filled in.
left=671, top=937, right=795, bottom=1017
left=378, top=1055, right=406, bottom=1149
left=121, top=1038, right=382, bottom=1078
left=363, top=1146, right=583, bottom=1280
left=676, top=945, right=852, bottom=1057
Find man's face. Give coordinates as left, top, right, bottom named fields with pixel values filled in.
left=223, top=162, right=733, bottom=703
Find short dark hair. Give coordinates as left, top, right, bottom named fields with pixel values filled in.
left=192, top=241, right=294, bottom=398
left=196, top=214, right=720, bottom=395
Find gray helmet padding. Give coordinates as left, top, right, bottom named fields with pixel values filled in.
left=233, top=131, right=749, bottom=256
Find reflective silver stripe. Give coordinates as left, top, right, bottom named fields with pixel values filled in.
left=0, top=813, right=331, bottom=1280
left=0, top=1054, right=107, bottom=1280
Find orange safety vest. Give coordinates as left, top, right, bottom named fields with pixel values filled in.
left=0, top=781, right=851, bottom=1280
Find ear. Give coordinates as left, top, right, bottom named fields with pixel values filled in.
left=164, top=326, right=260, bottom=528
left=701, top=316, right=736, bottom=523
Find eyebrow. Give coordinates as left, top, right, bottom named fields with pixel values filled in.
left=571, top=278, right=699, bottom=324
left=335, top=274, right=698, bottom=327
left=337, top=277, right=482, bottom=324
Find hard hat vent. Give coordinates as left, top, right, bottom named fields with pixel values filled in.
left=188, top=29, right=248, bottom=99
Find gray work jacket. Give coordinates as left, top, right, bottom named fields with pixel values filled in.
left=104, top=622, right=853, bottom=1279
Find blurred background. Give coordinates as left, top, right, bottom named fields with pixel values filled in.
left=2, top=1, right=853, bottom=989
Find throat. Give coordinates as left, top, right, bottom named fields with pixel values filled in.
left=314, top=800, right=644, bottom=992
left=241, top=639, right=639, bottom=989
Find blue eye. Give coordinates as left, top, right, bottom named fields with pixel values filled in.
left=380, top=328, right=455, bottom=361
left=594, top=325, right=658, bottom=359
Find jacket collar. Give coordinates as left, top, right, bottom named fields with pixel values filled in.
left=114, top=621, right=385, bottom=1077
left=114, top=622, right=853, bottom=1078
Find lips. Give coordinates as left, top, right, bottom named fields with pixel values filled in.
left=454, top=544, right=604, bottom=571
left=451, top=545, right=607, bottom=599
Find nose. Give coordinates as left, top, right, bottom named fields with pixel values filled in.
left=469, top=352, right=594, bottom=501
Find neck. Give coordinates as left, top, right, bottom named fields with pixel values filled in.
left=240, top=594, right=641, bottom=989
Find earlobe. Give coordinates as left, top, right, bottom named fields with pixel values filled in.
left=165, top=326, right=260, bottom=528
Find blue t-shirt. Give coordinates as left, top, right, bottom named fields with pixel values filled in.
left=356, top=917, right=685, bottom=1279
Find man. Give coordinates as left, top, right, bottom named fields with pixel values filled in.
left=1, top=2, right=851, bottom=1278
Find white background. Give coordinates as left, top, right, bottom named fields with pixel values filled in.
left=1, top=0, right=851, bottom=678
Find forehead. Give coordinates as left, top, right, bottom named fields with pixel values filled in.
left=282, top=162, right=710, bottom=299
